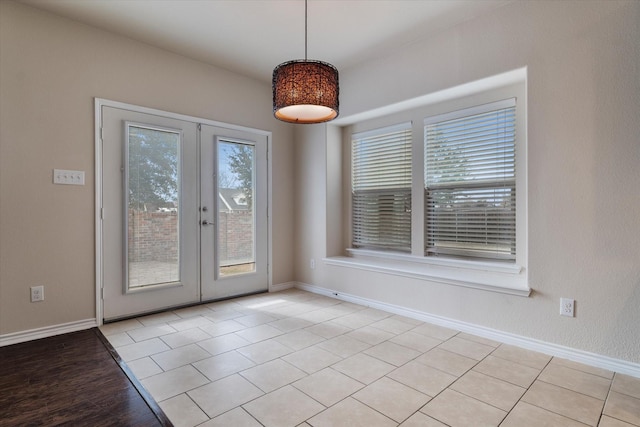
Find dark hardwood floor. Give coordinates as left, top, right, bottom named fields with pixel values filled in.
left=0, top=328, right=171, bottom=426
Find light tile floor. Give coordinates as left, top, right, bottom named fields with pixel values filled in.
left=100, top=289, right=640, bottom=427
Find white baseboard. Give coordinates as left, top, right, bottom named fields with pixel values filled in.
left=0, top=318, right=98, bottom=347
left=295, top=281, right=640, bottom=378
left=269, top=281, right=296, bottom=293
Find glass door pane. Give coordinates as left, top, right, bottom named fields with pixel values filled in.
left=217, top=140, right=256, bottom=277
left=102, top=105, right=199, bottom=321
left=126, top=124, right=181, bottom=290
left=199, top=124, right=267, bottom=301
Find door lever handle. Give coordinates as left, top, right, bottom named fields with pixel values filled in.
left=201, top=220, right=214, bottom=226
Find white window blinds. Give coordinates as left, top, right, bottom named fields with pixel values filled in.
left=352, top=123, right=412, bottom=252
left=424, top=99, right=516, bottom=260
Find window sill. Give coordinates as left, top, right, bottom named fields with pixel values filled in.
left=324, top=249, right=530, bottom=297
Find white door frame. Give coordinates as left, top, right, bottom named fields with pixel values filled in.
left=94, top=98, right=273, bottom=325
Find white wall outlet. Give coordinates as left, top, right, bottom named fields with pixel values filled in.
left=560, top=298, right=574, bottom=317
left=30, top=285, right=44, bottom=302
left=53, top=169, right=85, bottom=185
left=310, top=259, right=316, bottom=269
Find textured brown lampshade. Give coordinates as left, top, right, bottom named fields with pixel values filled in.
left=273, top=59, right=339, bottom=124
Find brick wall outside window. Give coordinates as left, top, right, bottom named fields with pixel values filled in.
left=128, top=209, right=253, bottom=265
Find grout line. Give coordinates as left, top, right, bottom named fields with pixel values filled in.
left=94, top=327, right=174, bottom=427
left=507, top=356, right=608, bottom=426
left=106, top=290, right=639, bottom=427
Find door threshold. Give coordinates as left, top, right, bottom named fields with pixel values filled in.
left=102, top=289, right=268, bottom=324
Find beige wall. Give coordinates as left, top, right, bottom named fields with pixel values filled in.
left=295, top=0, right=640, bottom=363
left=2, top=0, right=639, bottom=366
left=0, top=1, right=295, bottom=335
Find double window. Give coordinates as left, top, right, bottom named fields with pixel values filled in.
left=351, top=98, right=519, bottom=264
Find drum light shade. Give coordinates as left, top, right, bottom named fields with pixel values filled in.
left=273, top=59, right=339, bottom=124
left=272, top=0, right=339, bottom=124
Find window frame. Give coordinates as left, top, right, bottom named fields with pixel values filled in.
left=424, top=98, right=517, bottom=261
left=340, top=81, right=528, bottom=295
left=351, top=122, right=413, bottom=252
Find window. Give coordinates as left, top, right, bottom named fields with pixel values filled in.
left=425, top=99, right=516, bottom=260
left=351, top=123, right=412, bottom=252
left=339, top=74, right=528, bottom=294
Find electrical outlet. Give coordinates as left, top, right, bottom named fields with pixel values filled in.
left=310, top=259, right=315, bottom=269
left=31, top=285, right=44, bottom=302
left=560, top=298, right=574, bottom=317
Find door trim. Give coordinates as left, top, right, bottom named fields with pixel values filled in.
left=95, top=98, right=273, bottom=325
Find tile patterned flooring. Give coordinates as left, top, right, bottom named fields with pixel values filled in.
left=100, top=289, right=640, bottom=427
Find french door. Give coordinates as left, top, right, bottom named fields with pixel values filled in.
left=200, top=125, right=268, bottom=300
left=100, top=104, right=268, bottom=321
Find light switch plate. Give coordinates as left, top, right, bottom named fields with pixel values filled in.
left=53, top=169, right=85, bottom=185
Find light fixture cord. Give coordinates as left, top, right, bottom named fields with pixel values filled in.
left=304, top=0, right=308, bottom=60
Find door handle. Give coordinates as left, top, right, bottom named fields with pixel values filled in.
left=201, top=220, right=214, bottom=226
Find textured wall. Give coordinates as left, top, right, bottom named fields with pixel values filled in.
left=294, top=0, right=640, bottom=363
left=0, top=1, right=295, bottom=335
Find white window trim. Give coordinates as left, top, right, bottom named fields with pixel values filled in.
left=333, top=72, right=528, bottom=296
left=423, top=98, right=516, bottom=126
left=424, top=98, right=517, bottom=260
left=326, top=250, right=529, bottom=296
left=351, top=122, right=413, bottom=252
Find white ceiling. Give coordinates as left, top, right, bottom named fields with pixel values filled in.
left=20, top=0, right=511, bottom=83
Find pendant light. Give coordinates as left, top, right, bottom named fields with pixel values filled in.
left=272, top=0, right=339, bottom=124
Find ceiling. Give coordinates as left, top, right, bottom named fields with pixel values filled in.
left=20, top=0, right=511, bottom=83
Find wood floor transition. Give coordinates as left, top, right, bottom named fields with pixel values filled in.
left=0, top=328, right=171, bottom=426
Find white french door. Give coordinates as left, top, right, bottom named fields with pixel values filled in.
left=99, top=104, right=268, bottom=321
left=200, top=125, right=268, bottom=300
